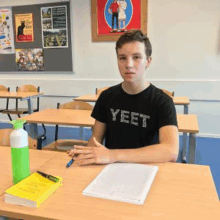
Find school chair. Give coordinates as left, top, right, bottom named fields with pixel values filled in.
left=161, top=89, right=175, bottom=98
left=95, top=86, right=109, bottom=95
left=0, top=128, right=37, bottom=149
left=0, top=85, right=10, bottom=113
left=1, top=84, right=46, bottom=141
left=43, top=101, right=93, bottom=152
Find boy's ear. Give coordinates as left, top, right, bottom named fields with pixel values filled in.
left=146, top=56, right=152, bottom=68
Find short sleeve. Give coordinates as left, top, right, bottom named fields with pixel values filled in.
left=91, top=91, right=108, bottom=123
left=157, top=96, right=178, bottom=129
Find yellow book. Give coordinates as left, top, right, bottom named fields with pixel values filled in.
left=5, top=171, right=63, bottom=208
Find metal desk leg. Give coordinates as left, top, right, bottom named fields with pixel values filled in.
left=27, top=97, right=34, bottom=114
left=182, top=105, right=189, bottom=163
left=188, top=133, right=197, bottom=164
left=182, top=133, right=188, bottom=163
left=79, top=127, right=84, bottom=140
left=26, top=97, right=41, bottom=149
left=26, top=97, right=42, bottom=149
left=184, top=105, right=188, bottom=114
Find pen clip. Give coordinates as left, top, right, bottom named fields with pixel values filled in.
left=37, top=171, right=59, bottom=183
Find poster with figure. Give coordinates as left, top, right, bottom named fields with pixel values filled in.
left=0, top=7, right=15, bottom=54
left=16, top=48, right=44, bottom=71
left=15, top=13, right=34, bottom=42
left=91, top=0, right=147, bottom=42
left=41, top=5, right=68, bottom=48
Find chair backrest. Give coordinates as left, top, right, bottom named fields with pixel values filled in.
left=96, top=86, right=109, bottom=95
left=16, top=84, right=40, bottom=111
left=0, top=85, right=8, bottom=92
left=58, top=101, right=93, bottom=110
left=0, top=128, right=37, bottom=149
left=161, top=89, right=174, bottom=98
left=17, top=84, right=38, bottom=92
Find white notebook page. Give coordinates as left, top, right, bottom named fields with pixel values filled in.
left=82, top=163, right=158, bottom=205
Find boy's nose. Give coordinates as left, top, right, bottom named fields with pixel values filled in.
left=126, top=57, right=134, bottom=68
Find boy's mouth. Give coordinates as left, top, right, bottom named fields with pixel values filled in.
left=125, top=72, right=135, bottom=74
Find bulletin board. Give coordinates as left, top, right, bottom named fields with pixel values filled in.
left=0, top=1, right=72, bottom=72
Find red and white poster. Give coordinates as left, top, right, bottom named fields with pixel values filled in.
left=97, top=0, right=141, bottom=35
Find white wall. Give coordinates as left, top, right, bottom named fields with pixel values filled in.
left=0, top=0, right=220, bottom=137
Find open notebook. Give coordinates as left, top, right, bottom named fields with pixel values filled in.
left=82, top=163, right=158, bottom=205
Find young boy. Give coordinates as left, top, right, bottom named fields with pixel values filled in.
left=69, top=30, right=179, bottom=165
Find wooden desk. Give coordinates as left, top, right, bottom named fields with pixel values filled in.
left=0, top=91, right=44, bottom=114
left=0, top=148, right=219, bottom=220
left=22, top=109, right=94, bottom=127
left=177, top=114, right=199, bottom=133
left=74, top=95, right=190, bottom=114
left=177, top=114, right=199, bottom=163
left=74, top=94, right=99, bottom=102
left=22, top=109, right=95, bottom=149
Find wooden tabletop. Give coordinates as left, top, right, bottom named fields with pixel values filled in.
left=22, top=109, right=199, bottom=133
left=177, top=114, right=199, bottom=133
left=22, top=109, right=95, bottom=127
left=173, top=96, right=190, bottom=105
left=74, top=94, right=99, bottom=102
left=74, top=94, right=190, bottom=105
left=0, top=148, right=219, bottom=220
left=0, top=91, right=44, bottom=99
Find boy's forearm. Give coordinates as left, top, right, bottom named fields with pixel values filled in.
left=87, top=135, right=103, bottom=147
left=111, top=144, right=178, bottom=163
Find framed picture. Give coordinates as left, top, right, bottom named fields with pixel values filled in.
left=91, top=0, right=148, bottom=42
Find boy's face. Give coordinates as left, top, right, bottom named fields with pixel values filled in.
left=117, top=41, right=151, bottom=84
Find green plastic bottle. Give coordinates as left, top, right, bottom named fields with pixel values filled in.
left=10, top=119, right=30, bottom=185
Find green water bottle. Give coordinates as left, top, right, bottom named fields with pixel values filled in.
left=10, top=119, right=30, bottom=184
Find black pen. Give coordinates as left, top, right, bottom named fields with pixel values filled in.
left=37, top=171, right=60, bottom=183
left=66, top=158, right=74, bottom=168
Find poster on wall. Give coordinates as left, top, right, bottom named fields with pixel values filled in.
left=15, top=48, right=44, bottom=71
left=15, top=13, right=34, bottom=42
left=91, top=0, right=147, bottom=42
left=0, top=7, right=15, bottom=54
left=41, top=5, right=68, bottom=48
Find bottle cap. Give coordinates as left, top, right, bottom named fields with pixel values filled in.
left=10, top=119, right=26, bottom=129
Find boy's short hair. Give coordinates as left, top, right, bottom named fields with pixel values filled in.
left=116, top=30, right=152, bottom=57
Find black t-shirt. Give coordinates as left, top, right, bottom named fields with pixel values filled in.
left=91, top=83, right=178, bottom=149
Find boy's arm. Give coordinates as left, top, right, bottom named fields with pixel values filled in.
left=69, top=124, right=179, bottom=165
left=112, top=125, right=179, bottom=163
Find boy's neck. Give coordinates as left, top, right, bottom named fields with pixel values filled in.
left=122, top=81, right=150, bottom=95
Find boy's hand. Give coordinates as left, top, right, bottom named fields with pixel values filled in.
left=67, top=137, right=116, bottom=166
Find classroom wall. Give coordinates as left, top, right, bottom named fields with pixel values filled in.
left=0, top=0, right=220, bottom=137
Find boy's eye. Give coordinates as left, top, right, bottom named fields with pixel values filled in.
left=133, top=56, right=142, bottom=59
left=119, top=57, right=126, bottom=60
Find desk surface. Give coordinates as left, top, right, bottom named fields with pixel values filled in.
left=74, top=94, right=190, bottom=105
left=22, top=109, right=95, bottom=127
left=22, top=109, right=199, bottom=133
left=177, top=114, right=199, bottom=133
left=0, top=91, right=44, bottom=99
left=0, top=147, right=219, bottom=220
